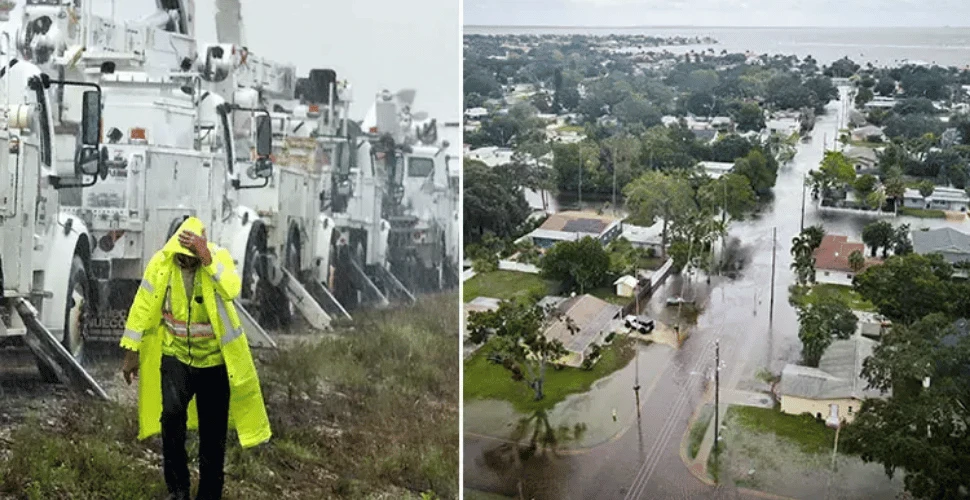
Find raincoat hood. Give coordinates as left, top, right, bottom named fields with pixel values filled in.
left=162, top=217, right=207, bottom=258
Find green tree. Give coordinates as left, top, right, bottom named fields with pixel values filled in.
left=853, top=174, right=878, bottom=200
left=796, top=293, right=858, bottom=367
left=853, top=253, right=955, bottom=324
left=464, top=160, right=531, bottom=243
left=855, top=87, right=874, bottom=108
left=862, top=220, right=895, bottom=258
left=539, top=237, right=611, bottom=294
left=892, top=224, right=914, bottom=255
left=874, top=79, right=896, bottom=96
left=687, top=69, right=720, bottom=94
left=865, top=190, right=887, bottom=211
left=841, top=313, right=970, bottom=500
left=624, top=171, right=695, bottom=256
left=732, top=148, right=778, bottom=195
left=820, top=151, right=858, bottom=185
left=698, top=173, right=757, bottom=221
left=710, top=134, right=755, bottom=163
left=735, top=102, right=766, bottom=133
left=466, top=300, right=574, bottom=401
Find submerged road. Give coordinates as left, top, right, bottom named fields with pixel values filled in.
left=465, top=88, right=919, bottom=499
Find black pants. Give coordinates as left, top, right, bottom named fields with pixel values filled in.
left=160, top=355, right=230, bottom=500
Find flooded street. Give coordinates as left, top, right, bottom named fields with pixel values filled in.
left=465, top=88, right=963, bottom=499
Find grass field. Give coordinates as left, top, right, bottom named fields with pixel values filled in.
left=805, top=283, right=876, bottom=312
left=464, top=336, right=637, bottom=412
left=0, top=295, right=460, bottom=499
left=729, top=406, right=837, bottom=455
left=899, top=207, right=946, bottom=219
left=463, top=271, right=558, bottom=303
left=688, top=404, right=715, bottom=460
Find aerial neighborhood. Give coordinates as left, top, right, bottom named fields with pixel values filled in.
left=462, top=31, right=970, bottom=500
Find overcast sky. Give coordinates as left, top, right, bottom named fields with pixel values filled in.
left=464, top=0, right=969, bottom=27
left=2, top=0, right=459, bottom=120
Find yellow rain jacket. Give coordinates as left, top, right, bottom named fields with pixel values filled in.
left=120, top=217, right=271, bottom=448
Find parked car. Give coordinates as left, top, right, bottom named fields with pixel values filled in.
left=666, top=296, right=693, bottom=306
left=624, top=315, right=655, bottom=334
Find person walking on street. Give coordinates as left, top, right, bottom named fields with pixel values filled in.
left=120, top=216, right=271, bottom=500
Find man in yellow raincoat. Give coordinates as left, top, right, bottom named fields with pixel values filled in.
left=120, top=217, right=271, bottom=500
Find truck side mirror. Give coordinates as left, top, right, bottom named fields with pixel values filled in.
left=253, top=114, right=272, bottom=178
left=81, top=90, right=101, bottom=147
left=74, top=90, right=103, bottom=177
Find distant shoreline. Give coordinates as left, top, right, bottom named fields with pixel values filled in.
left=464, top=25, right=969, bottom=30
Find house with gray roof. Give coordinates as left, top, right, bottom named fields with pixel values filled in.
left=779, top=335, right=886, bottom=424
left=912, top=227, right=970, bottom=267
left=543, top=294, right=623, bottom=368
left=526, top=211, right=622, bottom=249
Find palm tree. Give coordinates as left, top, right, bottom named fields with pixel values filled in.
left=848, top=250, right=865, bottom=273
left=918, top=180, right=936, bottom=209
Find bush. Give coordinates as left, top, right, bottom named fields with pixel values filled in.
left=473, top=253, right=499, bottom=273
left=605, top=332, right=616, bottom=343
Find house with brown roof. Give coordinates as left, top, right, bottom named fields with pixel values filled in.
left=813, top=235, right=880, bottom=286
left=543, top=294, right=623, bottom=367
left=526, top=211, right=623, bottom=249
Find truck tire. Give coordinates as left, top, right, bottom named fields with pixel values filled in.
left=37, top=255, right=89, bottom=382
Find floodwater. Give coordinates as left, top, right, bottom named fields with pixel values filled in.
left=464, top=88, right=963, bottom=498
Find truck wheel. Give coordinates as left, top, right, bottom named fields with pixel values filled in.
left=37, top=255, right=89, bottom=382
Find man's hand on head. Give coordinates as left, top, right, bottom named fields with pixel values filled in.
left=178, top=230, right=212, bottom=266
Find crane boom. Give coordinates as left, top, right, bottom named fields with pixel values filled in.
left=215, top=0, right=247, bottom=47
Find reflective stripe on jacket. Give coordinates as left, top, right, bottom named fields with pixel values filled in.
left=120, top=216, right=271, bottom=449
left=160, top=269, right=224, bottom=368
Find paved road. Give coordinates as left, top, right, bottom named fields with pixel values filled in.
left=463, top=89, right=866, bottom=500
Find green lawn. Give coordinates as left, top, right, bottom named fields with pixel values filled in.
left=463, top=271, right=558, bottom=303
left=464, top=336, right=637, bottom=412
left=803, top=283, right=876, bottom=312
left=688, top=404, right=715, bottom=460
left=899, top=207, right=947, bottom=219
left=729, top=406, right=838, bottom=455
left=638, top=256, right=666, bottom=270
left=589, top=286, right=631, bottom=306
left=848, top=140, right=884, bottom=149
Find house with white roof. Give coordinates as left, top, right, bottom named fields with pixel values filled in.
left=902, top=186, right=969, bottom=212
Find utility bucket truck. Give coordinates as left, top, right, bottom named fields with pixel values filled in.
left=0, top=34, right=109, bottom=397
left=15, top=0, right=279, bottom=347
left=362, top=90, right=461, bottom=295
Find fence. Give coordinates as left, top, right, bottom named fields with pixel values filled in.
left=498, top=260, right=540, bottom=274
left=621, top=258, right=675, bottom=316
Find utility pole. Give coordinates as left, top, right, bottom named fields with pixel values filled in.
left=714, top=339, right=721, bottom=479
left=612, top=143, right=617, bottom=217
left=800, top=175, right=807, bottom=231
left=769, top=227, right=777, bottom=328
left=578, top=149, right=584, bottom=208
